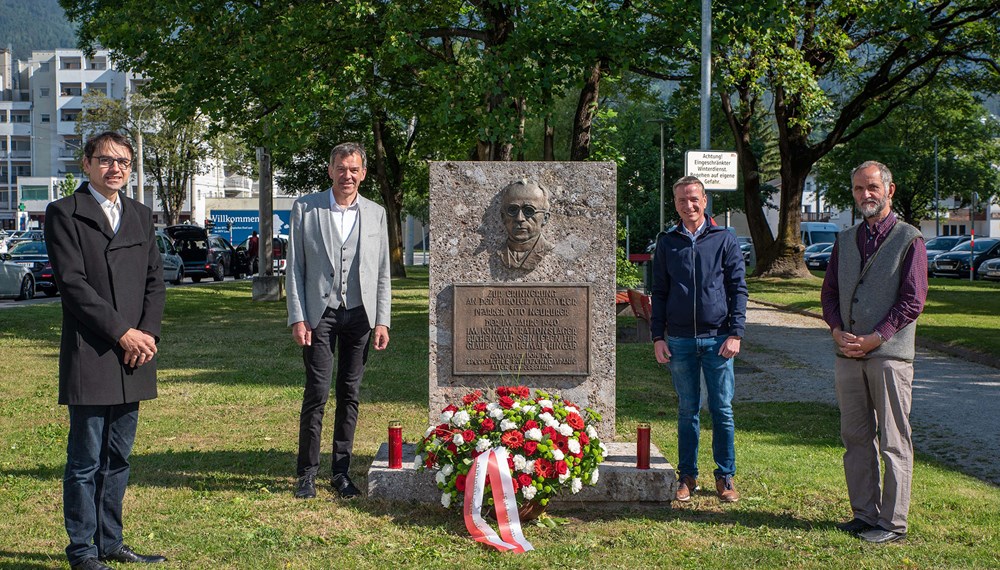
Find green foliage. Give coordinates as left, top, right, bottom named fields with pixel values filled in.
left=616, top=220, right=642, bottom=289
left=0, top=0, right=77, bottom=60
left=57, top=173, right=77, bottom=197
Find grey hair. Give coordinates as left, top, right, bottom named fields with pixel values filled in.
left=329, top=142, right=367, bottom=169
left=500, top=179, right=550, bottom=209
left=672, top=175, right=705, bottom=195
left=851, top=161, right=893, bottom=188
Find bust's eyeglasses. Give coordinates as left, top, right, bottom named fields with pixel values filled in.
left=503, top=204, right=547, bottom=219
left=93, top=156, right=132, bottom=169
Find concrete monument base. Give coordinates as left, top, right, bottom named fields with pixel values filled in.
left=252, top=275, right=284, bottom=301
left=367, top=442, right=676, bottom=504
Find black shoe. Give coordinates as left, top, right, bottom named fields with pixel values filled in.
left=835, top=518, right=874, bottom=536
left=331, top=473, right=362, bottom=498
left=294, top=474, right=317, bottom=499
left=860, top=526, right=906, bottom=544
left=99, top=544, right=167, bottom=563
left=71, top=559, right=113, bottom=570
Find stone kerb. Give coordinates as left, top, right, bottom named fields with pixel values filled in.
left=427, top=161, right=618, bottom=439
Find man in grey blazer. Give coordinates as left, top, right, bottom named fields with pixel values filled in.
left=286, top=142, right=391, bottom=499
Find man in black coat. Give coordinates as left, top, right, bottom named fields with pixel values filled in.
left=44, top=131, right=167, bottom=570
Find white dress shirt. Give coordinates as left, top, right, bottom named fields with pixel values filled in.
left=329, top=190, right=359, bottom=243
left=89, top=185, right=121, bottom=234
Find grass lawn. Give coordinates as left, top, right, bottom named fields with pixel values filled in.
left=1, top=267, right=997, bottom=568
left=748, top=272, right=1000, bottom=357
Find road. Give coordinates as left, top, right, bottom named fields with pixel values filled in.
left=738, top=300, right=1000, bottom=486
left=0, top=275, right=251, bottom=309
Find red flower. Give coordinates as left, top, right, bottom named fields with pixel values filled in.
left=497, top=386, right=510, bottom=397
left=565, top=413, right=585, bottom=430
left=556, top=460, right=569, bottom=475
left=434, top=423, right=450, bottom=437
left=534, top=458, right=555, bottom=479
left=501, top=430, right=525, bottom=449
left=443, top=404, right=459, bottom=413
left=462, top=429, right=476, bottom=443
left=455, top=473, right=468, bottom=492
left=523, top=420, right=539, bottom=430
left=512, top=477, right=520, bottom=492
left=479, top=418, right=495, bottom=433
left=579, top=433, right=590, bottom=446
left=499, top=395, right=515, bottom=409
left=541, top=426, right=558, bottom=440
left=542, top=407, right=554, bottom=415
left=461, top=390, right=483, bottom=405
left=507, top=455, right=515, bottom=470
left=518, top=473, right=533, bottom=488
left=447, top=443, right=457, bottom=455
left=522, top=441, right=538, bottom=456
left=554, top=437, right=570, bottom=454
left=474, top=402, right=488, bottom=413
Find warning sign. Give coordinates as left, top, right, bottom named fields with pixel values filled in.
left=684, top=151, right=739, bottom=191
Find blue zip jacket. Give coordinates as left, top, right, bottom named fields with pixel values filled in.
left=650, top=221, right=748, bottom=340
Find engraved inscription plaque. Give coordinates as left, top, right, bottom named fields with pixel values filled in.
left=453, top=283, right=591, bottom=375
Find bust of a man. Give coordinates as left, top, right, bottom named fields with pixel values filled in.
left=497, top=180, right=554, bottom=271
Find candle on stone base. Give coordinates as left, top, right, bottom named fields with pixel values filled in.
left=636, top=422, right=651, bottom=470
left=389, top=420, right=403, bottom=469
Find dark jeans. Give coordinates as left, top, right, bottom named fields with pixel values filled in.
left=297, top=305, right=371, bottom=478
left=64, top=402, right=139, bottom=565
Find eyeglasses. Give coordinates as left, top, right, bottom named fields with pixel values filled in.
left=93, top=156, right=132, bottom=169
left=503, top=204, right=548, bottom=219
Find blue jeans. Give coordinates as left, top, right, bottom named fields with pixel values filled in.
left=64, top=403, right=139, bottom=565
left=667, top=335, right=736, bottom=480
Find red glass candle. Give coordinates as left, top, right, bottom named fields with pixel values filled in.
left=388, top=420, right=403, bottom=469
left=636, top=422, right=651, bottom=470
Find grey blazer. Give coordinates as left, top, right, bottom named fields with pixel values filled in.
left=285, top=190, right=391, bottom=330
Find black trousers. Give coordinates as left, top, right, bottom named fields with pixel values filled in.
left=297, top=305, right=371, bottom=478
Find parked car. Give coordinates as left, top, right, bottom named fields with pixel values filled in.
left=806, top=248, right=833, bottom=270
left=5, top=240, right=57, bottom=296
left=931, top=238, right=1000, bottom=279
left=155, top=230, right=185, bottom=285
left=235, top=234, right=288, bottom=275
left=163, top=225, right=249, bottom=283
left=977, top=257, right=1000, bottom=282
left=737, top=236, right=753, bottom=264
left=924, top=235, right=971, bottom=269
left=0, top=253, right=35, bottom=300
left=803, top=242, right=833, bottom=260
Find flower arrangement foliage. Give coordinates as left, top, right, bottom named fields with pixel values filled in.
left=416, top=385, right=607, bottom=509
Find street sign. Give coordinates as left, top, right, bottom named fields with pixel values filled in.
left=684, top=150, right=739, bottom=191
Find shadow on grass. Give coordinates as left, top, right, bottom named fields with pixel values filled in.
left=0, top=551, right=57, bottom=570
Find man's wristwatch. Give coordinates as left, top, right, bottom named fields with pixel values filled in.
left=873, top=331, right=885, bottom=344
left=652, top=336, right=664, bottom=343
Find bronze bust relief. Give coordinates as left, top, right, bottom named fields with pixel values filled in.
left=497, top=180, right=554, bottom=271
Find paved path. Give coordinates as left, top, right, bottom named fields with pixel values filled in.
left=737, top=300, right=1000, bottom=486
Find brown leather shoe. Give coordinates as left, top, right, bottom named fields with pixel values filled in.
left=715, top=475, right=740, bottom=502
left=674, top=475, right=698, bottom=502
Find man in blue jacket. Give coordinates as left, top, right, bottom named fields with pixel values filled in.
left=651, top=175, right=748, bottom=503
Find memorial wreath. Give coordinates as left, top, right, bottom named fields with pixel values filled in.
left=416, top=385, right=607, bottom=512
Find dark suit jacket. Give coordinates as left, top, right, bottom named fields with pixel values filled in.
left=44, top=183, right=166, bottom=405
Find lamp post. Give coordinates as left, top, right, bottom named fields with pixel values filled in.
left=970, top=192, right=978, bottom=282
left=647, top=119, right=668, bottom=232
left=934, top=136, right=939, bottom=237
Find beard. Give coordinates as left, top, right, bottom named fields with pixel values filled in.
left=859, top=196, right=887, bottom=219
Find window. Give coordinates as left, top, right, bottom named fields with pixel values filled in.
left=40, top=88, right=50, bottom=97
left=60, top=83, right=83, bottom=96
left=12, top=113, right=30, bottom=123
left=21, top=185, right=49, bottom=201
left=61, top=110, right=81, bottom=122
left=60, top=57, right=82, bottom=70
left=38, top=62, right=50, bottom=72
left=41, top=114, right=50, bottom=123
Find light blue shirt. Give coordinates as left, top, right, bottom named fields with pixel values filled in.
left=680, top=218, right=708, bottom=243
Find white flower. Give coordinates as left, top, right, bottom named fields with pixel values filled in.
left=441, top=492, right=452, bottom=508
left=440, top=410, right=455, bottom=423
left=476, top=438, right=492, bottom=452
left=586, top=425, right=598, bottom=438
left=522, top=485, right=537, bottom=500
left=513, top=454, right=527, bottom=471
left=558, top=423, right=574, bottom=437
left=489, top=407, right=505, bottom=420
left=486, top=402, right=499, bottom=412
left=424, top=426, right=434, bottom=437
left=521, top=405, right=536, bottom=414
left=591, top=469, right=600, bottom=485
left=524, top=428, right=542, bottom=441
left=441, top=464, right=454, bottom=476
left=552, top=449, right=565, bottom=461
left=558, top=472, right=571, bottom=483
left=571, top=477, right=583, bottom=494
left=500, top=419, right=517, bottom=431
left=512, top=401, right=521, bottom=409
left=453, top=433, right=465, bottom=446
left=452, top=410, right=471, bottom=427
left=435, top=471, right=447, bottom=485
left=538, top=412, right=554, bottom=424
left=568, top=439, right=581, bottom=455
left=524, top=460, right=535, bottom=474
left=538, top=399, right=553, bottom=409
left=565, top=405, right=580, bottom=415
left=599, top=442, right=608, bottom=456
left=414, top=454, right=423, bottom=469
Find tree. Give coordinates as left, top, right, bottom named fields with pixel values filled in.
left=709, top=0, right=999, bottom=277
left=58, top=173, right=77, bottom=197
left=816, top=85, right=1000, bottom=228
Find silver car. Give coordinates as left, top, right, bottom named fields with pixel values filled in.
left=0, top=253, right=35, bottom=300
left=155, top=230, right=184, bottom=285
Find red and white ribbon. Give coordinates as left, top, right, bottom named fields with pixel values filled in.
left=462, top=447, right=534, bottom=553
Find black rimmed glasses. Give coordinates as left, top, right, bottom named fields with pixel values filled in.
left=93, top=156, right=133, bottom=169
left=503, top=204, right=547, bottom=219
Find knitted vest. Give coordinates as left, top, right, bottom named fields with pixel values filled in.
left=329, top=217, right=364, bottom=311
left=837, top=220, right=922, bottom=361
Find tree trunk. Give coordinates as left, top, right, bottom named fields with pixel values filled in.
left=372, top=112, right=407, bottom=278
left=543, top=114, right=555, bottom=161
left=570, top=59, right=605, bottom=161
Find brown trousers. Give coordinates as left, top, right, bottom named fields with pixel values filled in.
left=834, top=357, right=914, bottom=533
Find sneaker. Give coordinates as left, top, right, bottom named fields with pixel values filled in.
left=715, top=475, right=740, bottom=503
left=674, top=475, right=698, bottom=502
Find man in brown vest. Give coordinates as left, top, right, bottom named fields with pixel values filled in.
left=820, top=161, right=928, bottom=544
